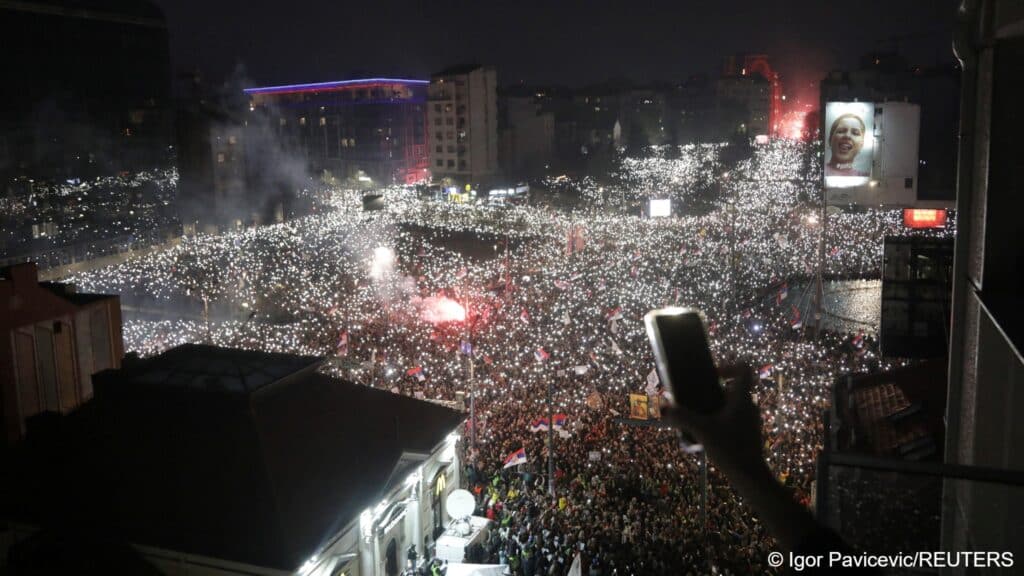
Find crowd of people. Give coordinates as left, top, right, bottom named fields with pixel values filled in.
left=65, top=140, right=952, bottom=574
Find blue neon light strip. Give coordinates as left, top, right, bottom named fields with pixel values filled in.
left=244, top=77, right=429, bottom=95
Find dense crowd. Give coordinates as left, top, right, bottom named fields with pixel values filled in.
left=64, top=141, right=953, bottom=574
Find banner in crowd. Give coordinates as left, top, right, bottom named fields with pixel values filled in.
left=629, top=393, right=649, bottom=420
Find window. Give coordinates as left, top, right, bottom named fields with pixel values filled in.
left=446, top=117, right=454, bottom=126
left=448, top=145, right=455, bottom=153
left=228, top=135, right=238, bottom=145
left=217, top=152, right=226, bottom=164
left=319, top=117, right=326, bottom=126
left=444, top=104, right=453, bottom=113
left=341, top=139, right=348, bottom=148
left=434, top=104, right=442, bottom=112
left=436, top=159, right=443, bottom=167
left=435, top=145, right=442, bottom=153
left=436, top=131, right=443, bottom=141
left=299, top=117, right=306, bottom=126
left=447, top=159, right=455, bottom=168
left=279, top=117, right=287, bottom=126
left=446, top=132, right=454, bottom=140
left=434, top=117, right=442, bottom=125
left=459, top=160, right=467, bottom=169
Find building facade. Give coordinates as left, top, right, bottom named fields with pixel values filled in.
left=428, top=65, right=499, bottom=186
left=245, top=78, right=430, bottom=187
left=0, top=263, right=124, bottom=444
left=0, top=0, right=173, bottom=183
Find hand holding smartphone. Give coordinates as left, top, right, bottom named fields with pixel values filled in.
left=644, top=307, right=723, bottom=451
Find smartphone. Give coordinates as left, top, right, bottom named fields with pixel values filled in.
left=644, top=307, right=723, bottom=415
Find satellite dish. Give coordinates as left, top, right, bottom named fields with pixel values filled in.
left=445, top=489, right=475, bottom=519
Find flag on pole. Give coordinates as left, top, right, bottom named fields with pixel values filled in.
left=759, top=364, right=773, bottom=380
left=503, top=447, right=528, bottom=469
left=406, top=366, right=426, bottom=382
left=520, top=309, right=530, bottom=324
left=534, top=347, right=550, bottom=362
left=336, top=330, right=349, bottom=357
left=791, top=305, right=803, bottom=329
left=852, top=331, right=865, bottom=349
left=552, top=413, right=568, bottom=429
left=645, top=369, right=660, bottom=396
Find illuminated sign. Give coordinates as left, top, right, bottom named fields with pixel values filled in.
left=903, top=208, right=947, bottom=229
left=824, top=102, right=875, bottom=189
left=649, top=199, right=671, bottom=218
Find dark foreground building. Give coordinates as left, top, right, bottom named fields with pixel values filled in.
left=0, top=344, right=465, bottom=576
left=0, top=263, right=124, bottom=445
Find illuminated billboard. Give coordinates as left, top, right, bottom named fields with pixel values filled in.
left=649, top=199, right=671, bottom=218
left=824, top=102, right=875, bottom=189
left=824, top=102, right=923, bottom=207
left=903, top=208, right=947, bottom=229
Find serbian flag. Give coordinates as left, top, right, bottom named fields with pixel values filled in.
left=534, top=347, right=550, bottom=362
left=406, top=366, right=426, bottom=381
left=503, top=447, right=527, bottom=469
left=606, top=306, right=623, bottom=322
left=520, top=309, right=530, bottom=324
left=336, top=330, right=349, bottom=357
left=529, top=417, right=549, bottom=432
left=791, top=305, right=803, bottom=329
left=852, top=331, right=865, bottom=349
left=552, top=413, right=568, bottom=430
left=759, top=364, right=772, bottom=380
left=777, top=283, right=788, bottom=304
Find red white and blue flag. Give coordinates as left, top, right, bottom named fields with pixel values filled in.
left=529, top=417, right=549, bottom=432
left=406, top=366, right=426, bottom=382
left=852, top=331, right=865, bottom=349
left=336, top=330, right=349, bottom=357
left=534, top=347, right=550, bottom=362
left=552, top=413, right=568, bottom=430
left=777, top=283, right=789, bottom=304
left=759, top=364, right=773, bottom=380
left=503, top=447, right=527, bottom=469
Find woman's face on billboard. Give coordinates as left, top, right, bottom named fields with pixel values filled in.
left=830, top=116, right=865, bottom=164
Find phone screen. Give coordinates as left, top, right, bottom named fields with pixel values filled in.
left=647, top=309, right=723, bottom=414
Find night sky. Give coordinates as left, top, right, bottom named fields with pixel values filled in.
left=154, top=0, right=956, bottom=105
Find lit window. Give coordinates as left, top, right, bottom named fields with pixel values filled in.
left=319, top=117, right=326, bottom=126
left=299, top=117, right=307, bottom=126
left=217, top=152, right=225, bottom=163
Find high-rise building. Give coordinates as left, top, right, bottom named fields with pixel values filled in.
left=717, top=54, right=781, bottom=138
left=428, top=65, right=499, bottom=185
left=245, top=78, right=430, bottom=186
left=0, top=263, right=124, bottom=444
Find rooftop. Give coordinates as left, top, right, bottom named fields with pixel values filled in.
left=5, top=345, right=465, bottom=572
left=243, top=77, right=428, bottom=96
